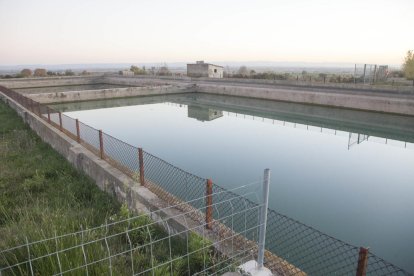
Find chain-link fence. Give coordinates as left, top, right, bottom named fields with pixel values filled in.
left=0, top=85, right=412, bottom=275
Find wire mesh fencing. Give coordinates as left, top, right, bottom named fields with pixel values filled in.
left=61, top=113, right=77, bottom=138
left=143, top=151, right=207, bottom=210
left=0, top=181, right=266, bottom=276
left=1, top=85, right=413, bottom=275
left=102, top=132, right=139, bottom=178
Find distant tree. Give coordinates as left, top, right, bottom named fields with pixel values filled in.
left=319, top=73, right=328, bottom=82
left=389, top=70, right=404, bottom=78
left=81, top=70, right=89, bottom=75
left=237, top=66, right=249, bottom=77
left=130, top=65, right=146, bottom=75
left=65, top=69, right=75, bottom=76
left=157, top=65, right=171, bottom=76
left=20, top=69, right=32, bottom=77
left=47, top=71, right=56, bottom=76
left=34, top=68, right=47, bottom=77
left=402, top=50, right=414, bottom=85
left=147, top=67, right=156, bottom=75
left=223, top=66, right=231, bottom=78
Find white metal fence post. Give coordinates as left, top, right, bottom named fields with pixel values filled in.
left=257, top=168, right=270, bottom=269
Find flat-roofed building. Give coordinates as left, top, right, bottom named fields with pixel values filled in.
left=121, top=70, right=134, bottom=76
left=187, top=105, right=223, bottom=121
left=187, top=61, right=223, bottom=78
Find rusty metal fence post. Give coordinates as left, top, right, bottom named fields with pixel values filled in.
left=99, top=130, right=104, bottom=159
left=75, top=119, right=80, bottom=143
left=138, top=148, right=145, bottom=186
left=356, top=247, right=369, bottom=276
left=58, top=112, right=63, bottom=131
left=206, top=179, right=213, bottom=230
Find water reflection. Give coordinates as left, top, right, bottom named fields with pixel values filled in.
left=52, top=93, right=414, bottom=147
left=163, top=101, right=413, bottom=151
left=52, top=93, right=414, bottom=272
left=187, top=105, right=223, bottom=122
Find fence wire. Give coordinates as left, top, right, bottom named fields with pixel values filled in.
left=143, top=151, right=207, bottom=210
left=61, top=113, right=77, bottom=137
left=103, top=132, right=139, bottom=178
left=0, top=85, right=412, bottom=276
left=0, top=182, right=265, bottom=276
left=78, top=121, right=100, bottom=151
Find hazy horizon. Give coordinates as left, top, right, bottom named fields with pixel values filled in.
left=0, top=60, right=402, bottom=68
left=1, top=0, right=413, bottom=66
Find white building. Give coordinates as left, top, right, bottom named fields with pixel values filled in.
left=187, top=61, right=223, bottom=78
left=187, top=105, right=223, bottom=122
left=121, top=70, right=134, bottom=76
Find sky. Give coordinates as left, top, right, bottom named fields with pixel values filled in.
left=0, top=0, right=413, bottom=66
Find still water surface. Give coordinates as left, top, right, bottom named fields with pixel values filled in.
left=59, top=94, right=414, bottom=272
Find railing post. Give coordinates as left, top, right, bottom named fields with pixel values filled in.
left=58, top=112, right=63, bottom=131
left=99, top=130, right=104, bottom=159
left=76, top=119, right=80, bottom=143
left=258, top=168, right=270, bottom=269
left=205, top=179, right=213, bottom=230
left=47, top=107, right=51, bottom=123
left=356, top=247, right=369, bottom=276
left=138, top=148, right=145, bottom=186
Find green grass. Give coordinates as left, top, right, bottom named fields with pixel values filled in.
left=0, top=100, right=120, bottom=239
left=0, top=100, right=229, bottom=275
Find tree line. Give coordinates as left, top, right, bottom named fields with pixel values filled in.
left=0, top=69, right=89, bottom=79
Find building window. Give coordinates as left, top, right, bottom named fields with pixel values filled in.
left=214, top=69, right=217, bottom=73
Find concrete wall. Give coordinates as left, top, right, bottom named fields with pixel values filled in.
left=103, top=75, right=186, bottom=86
left=194, top=77, right=414, bottom=94
left=187, top=64, right=209, bottom=77
left=195, top=83, right=414, bottom=116
left=0, top=75, right=101, bottom=89
left=207, top=64, right=224, bottom=78
left=2, top=75, right=414, bottom=116
left=26, top=84, right=194, bottom=104
left=128, top=74, right=414, bottom=94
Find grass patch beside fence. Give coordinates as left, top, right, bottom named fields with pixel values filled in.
left=0, top=100, right=124, bottom=273
left=0, top=100, right=223, bottom=275
left=0, top=100, right=121, bottom=244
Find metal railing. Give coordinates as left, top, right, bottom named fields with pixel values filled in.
left=0, top=85, right=412, bottom=275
